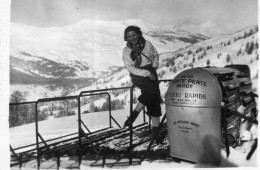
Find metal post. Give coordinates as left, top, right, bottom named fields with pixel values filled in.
left=149, top=116, right=151, bottom=131
left=246, top=139, right=257, bottom=160
left=35, top=101, right=40, bottom=169
left=19, top=154, right=22, bottom=168
left=56, top=152, right=60, bottom=169
left=10, top=145, right=22, bottom=168
left=77, top=97, right=82, bottom=166
left=143, top=108, right=146, bottom=123
left=222, top=109, right=230, bottom=157
left=129, top=86, right=134, bottom=165
left=102, top=154, right=106, bottom=167
left=108, top=93, right=112, bottom=127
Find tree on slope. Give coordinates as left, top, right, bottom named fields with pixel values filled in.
left=226, top=54, right=231, bottom=63
left=9, top=91, right=26, bottom=127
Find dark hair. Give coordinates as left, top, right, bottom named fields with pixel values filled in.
left=124, top=26, right=143, bottom=41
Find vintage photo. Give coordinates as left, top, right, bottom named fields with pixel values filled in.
left=3, top=0, right=259, bottom=169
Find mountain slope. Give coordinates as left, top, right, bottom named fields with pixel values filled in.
left=10, top=19, right=208, bottom=82
left=10, top=20, right=258, bottom=102
left=71, top=25, right=258, bottom=112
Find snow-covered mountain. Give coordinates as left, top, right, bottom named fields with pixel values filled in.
left=10, top=19, right=258, bottom=102
left=9, top=21, right=258, bottom=168
left=10, top=19, right=208, bottom=81
left=67, top=25, right=258, bottom=113
left=174, top=21, right=244, bottom=37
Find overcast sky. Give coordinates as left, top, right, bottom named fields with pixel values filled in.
left=11, top=0, right=258, bottom=28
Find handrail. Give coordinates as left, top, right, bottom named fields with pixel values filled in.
left=9, top=80, right=172, bottom=168
left=9, top=79, right=170, bottom=105
left=9, top=101, right=37, bottom=106
left=37, top=95, right=79, bottom=103
left=128, top=85, right=136, bottom=165
left=79, top=86, right=131, bottom=95
left=35, top=95, right=80, bottom=169
left=78, top=91, right=114, bottom=129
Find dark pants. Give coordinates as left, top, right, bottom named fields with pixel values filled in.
left=130, top=65, right=162, bottom=117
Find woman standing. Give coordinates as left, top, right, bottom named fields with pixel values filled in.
left=122, top=25, right=162, bottom=141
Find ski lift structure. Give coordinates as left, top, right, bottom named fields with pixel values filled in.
left=9, top=65, right=258, bottom=169
left=165, top=65, right=258, bottom=164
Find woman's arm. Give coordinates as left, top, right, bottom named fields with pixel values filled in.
left=122, top=48, right=150, bottom=77
left=147, top=41, right=159, bottom=69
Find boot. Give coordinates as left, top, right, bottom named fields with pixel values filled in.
left=123, top=110, right=140, bottom=128
left=152, top=126, right=163, bottom=144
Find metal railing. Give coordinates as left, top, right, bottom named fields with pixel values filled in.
left=9, top=80, right=172, bottom=168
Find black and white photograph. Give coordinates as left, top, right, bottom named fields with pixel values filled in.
left=0, top=0, right=259, bottom=169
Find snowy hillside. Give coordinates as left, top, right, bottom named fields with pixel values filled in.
left=10, top=19, right=209, bottom=101
left=9, top=22, right=258, bottom=169
left=67, top=25, right=258, bottom=114
left=11, top=24, right=258, bottom=103
left=9, top=107, right=258, bottom=168
left=159, top=25, right=258, bottom=89
left=10, top=24, right=258, bottom=131
left=174, top=21, right=239, bottom=37
left=10, top=19, right=207, bottom=80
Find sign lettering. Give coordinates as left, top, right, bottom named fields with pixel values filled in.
left=173, top=120, right=201, bottom=134
left=184, top=93, right=206, bottom=99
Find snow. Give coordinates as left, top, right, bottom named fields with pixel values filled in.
left=11, top=84, right=64, bottom=101
left=10, top=18, right=206, bottom=75
left=175, top=21, right=241, bottom=38
left=11, top=21, right=126, bottom=70
left=9, top=106, right=258, bottom=169
left=12, top=67, right=33, bottom=76
left=8, top=19, right=259, bottom=169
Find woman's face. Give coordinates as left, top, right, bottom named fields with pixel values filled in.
left=126, top=31, right=139, bottom=45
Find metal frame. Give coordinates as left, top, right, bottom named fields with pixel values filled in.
left=9, top=80, right=172, bottom=169
left=10, top=77, right=258, bottom=168
left=35, top=95, right=79, bottom=169
left=9, top=80, right=172, bottom=168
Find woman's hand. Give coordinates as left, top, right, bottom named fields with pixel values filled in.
left=147, top=72, right=156, bottom=80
